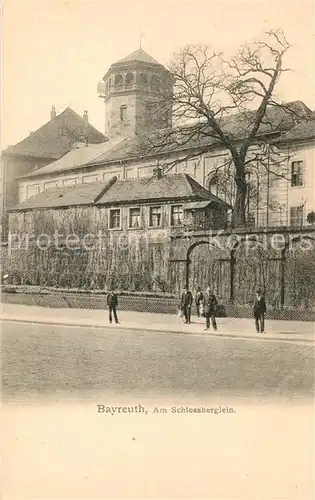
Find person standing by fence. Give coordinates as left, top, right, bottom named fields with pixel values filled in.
left=195, top=287, right=204, bottom=318
left=180, top=285, right=193, bottom=324
left=107, top=288, right=119, bottom=324
left=203, top=286, right=218, bottom=331
left=253, top=289, right=266, bottom=333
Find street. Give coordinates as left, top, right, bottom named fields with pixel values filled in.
left=2, top=320, right=314, bottom=499
left=2, top=320, right=314, bottom=403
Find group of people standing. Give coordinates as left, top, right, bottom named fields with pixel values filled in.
left=179, top=285, right=218, bottom=331
left=180, top=285, right=266, bottom=333
left=107, top=284, right=266, bottom=334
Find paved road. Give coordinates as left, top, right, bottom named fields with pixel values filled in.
left=2, top=320, right=314, bottom=403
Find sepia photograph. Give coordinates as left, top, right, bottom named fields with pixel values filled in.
left=1, top=0, right=314, bottom=498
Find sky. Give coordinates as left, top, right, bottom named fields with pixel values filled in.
left=1, top=0, right=314, bottom=149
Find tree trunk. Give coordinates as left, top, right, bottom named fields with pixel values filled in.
left=232, top=166, right=247, bottom=228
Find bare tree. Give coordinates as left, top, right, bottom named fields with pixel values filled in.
left=138, top=30, right=311, bottom=227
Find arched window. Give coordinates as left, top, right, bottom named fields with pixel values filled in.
left=139, top=72, right=148, bottom=85
left=120, top=105, right=127, bottom=122
left=115, top=73, right=123, bottom=86
left=208, top=173, right=228, bottom=201
left=126, top=72, right=134, bottom=85
left=208, top=174, right=220, bottom=196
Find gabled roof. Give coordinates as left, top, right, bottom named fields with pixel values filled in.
left=114, top=48, right=161, bottom=66
left=3, top=108, right=106, bottom=159
left=9, top=173, right=231, bottom=211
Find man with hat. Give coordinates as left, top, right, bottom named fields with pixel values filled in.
left=180, top=285, right=193, bottom=324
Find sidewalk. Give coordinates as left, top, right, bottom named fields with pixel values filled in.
left=1, top=303, right=314, bottom=343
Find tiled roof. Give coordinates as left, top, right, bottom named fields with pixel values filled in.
left=9, top=173, right=231, bottom=211
left=114, top=48, right=161, bottom=66
left=10, top=180, right=112, bottom=211
left=278, top=113, right=315, bottom=142
left=19, top=137, right=126, bottom=179
left=3, top=108, right=106, bottom=159
left=95, top=173, right=231, bottom=207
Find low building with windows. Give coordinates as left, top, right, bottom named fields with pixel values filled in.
left=7, top=170, right=231, bottom=289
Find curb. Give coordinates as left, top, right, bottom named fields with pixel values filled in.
left=2, top=317, right=314, bottom=344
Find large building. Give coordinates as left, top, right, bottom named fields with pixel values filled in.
left=3, top=47, right=315, bottom=302
left=7, top=47, right=314, bottom=229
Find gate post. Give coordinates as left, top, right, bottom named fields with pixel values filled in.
left=230, top=251, right=236, bottom=304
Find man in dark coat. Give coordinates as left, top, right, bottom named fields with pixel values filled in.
left=203, top=286, right=218, bottom=331
left=194, top=287, right=204, bottom=317
left=180, top=285, right=193, bottom=324
left=107, top=288, right=119, bottom=324
left=253, top=289, right=266, bottom=333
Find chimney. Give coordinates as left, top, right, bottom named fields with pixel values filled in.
left=50, top=105, right=56, bottom=120
left=83, top=110, right=88, bottom=122
left=153, top=166, right=162, bottom=179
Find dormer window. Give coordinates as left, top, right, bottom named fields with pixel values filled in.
left=120, top=105, right=127, bottom=122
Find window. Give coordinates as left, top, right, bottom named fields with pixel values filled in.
left=171, top=205, right=183, bottom=226
left=120, top=105, right=127, bottom=122
left=109, top=209, right=121, bottom=229
left=291, top=161, right=303, bottom=187
left=139, top=73, right=148, bottom=84
left=149, top=206, right=162, bottom=227
left=27, top=184, right=40, bottom=199
left=193, top=163, right=198, bottom=178
left=44, top=181, right=58, bottom=190
left=290, top=206, right=304, bottom=227
left=63, top=178, right=78, bottom=186
left=126, top=72, right=134, bottom=85
left=208, top=174, right=221, bottom=197
left=82, top=175, right=98, bottom=184
left=103, top=171, right=121, bottom=181
left=115, top=73, right=123, bottom=86
left=126, top=168, right=137, bottom=178
left=129, top=207, right=141, bottom=228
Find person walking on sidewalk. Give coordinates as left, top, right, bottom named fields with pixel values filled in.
left=203, top=286, right=218, bottom=331
left=107, top=288, right=119, bottom=324
left=180, top=285, right=193, bottom=324
left=194, top=287, right=204, bottom=317
left=253, top=289, right=266, bottom=333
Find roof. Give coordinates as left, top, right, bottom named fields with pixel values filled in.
left=278, top=114, right=315, bottom=142
left=18, top=137, right=126, bottom=179
left=114, top=48, right=161, bottom=66
left=9, top=173, right=231, bottom=211
left=95, top=173, right=232, bottom=207
left=3, top=108, right=106, bottom=159
left=17, top=101, right=312, bottom=181
left=183, top=200, right=214, bottom=210
left=10, top=180, right=113, bottom=211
